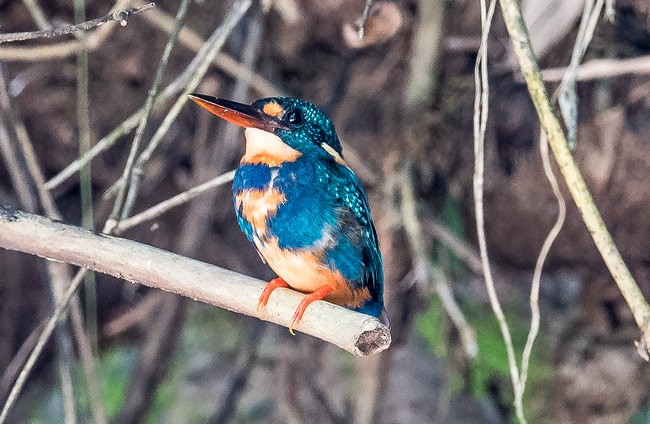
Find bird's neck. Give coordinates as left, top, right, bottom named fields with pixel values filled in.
left=241, top=128, right=302, bottom=167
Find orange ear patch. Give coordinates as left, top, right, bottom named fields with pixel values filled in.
left=262, top=101, right=285, bottom=117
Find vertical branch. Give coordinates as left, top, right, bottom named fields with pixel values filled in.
left=473, top=0, right=527, bottom=422
left=74, top=0, right=98, bottom=367
left=110, top=0, right=191, bottom=222
left=519, top=131, right=566, bottom=396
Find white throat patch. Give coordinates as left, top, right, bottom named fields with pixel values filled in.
left=242, top=128, right=302, bottom=166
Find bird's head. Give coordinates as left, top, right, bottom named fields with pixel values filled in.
left=189, top=94, right=345, bottom=166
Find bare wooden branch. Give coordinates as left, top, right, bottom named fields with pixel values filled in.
left=0, top=3, right=155, bottom=44
left=0, top=207, right=391, bottom=357
left=541, top=55, right=650, bottom=82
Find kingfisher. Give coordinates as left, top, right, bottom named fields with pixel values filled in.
left=189, top=94, right=386, bottom=333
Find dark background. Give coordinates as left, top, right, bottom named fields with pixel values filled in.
left=1, top=0, right=650, bottom=422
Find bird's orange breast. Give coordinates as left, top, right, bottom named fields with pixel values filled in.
left=235, top=187, right=285, bottom=233
left=257, top=236, right=371, bottom=308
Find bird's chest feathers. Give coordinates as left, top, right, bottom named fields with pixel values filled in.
left=241, top=128, right=301, bottom=166
left=235, top=175, right=285, bottom=236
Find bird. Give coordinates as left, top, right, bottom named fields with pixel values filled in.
left=189, top=93, right=386, bottom=333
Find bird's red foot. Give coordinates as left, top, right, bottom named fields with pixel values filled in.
left=257, top=277, right=290, bottom=317
left=289, top=286, right=334, bottom=335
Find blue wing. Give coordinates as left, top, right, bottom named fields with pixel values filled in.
left=325, top=164, right=384, bottom=316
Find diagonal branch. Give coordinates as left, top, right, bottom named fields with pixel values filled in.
left=0, top=207, right=391, bottom=357
left=499, top=0, right=650, bottom=359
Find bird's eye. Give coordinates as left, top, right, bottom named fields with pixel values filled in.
left=286, top=109, right=303, bottom=126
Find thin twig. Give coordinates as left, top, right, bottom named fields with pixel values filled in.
left=499, top=0, right=650, bottom=358
left=558, top=0, right=604, bottom=149
left=0, top=74, right=37, bottom=212
left=74, top=0, right=100, bottom=390
left=208, top=322, right=264, bottom=424
left=474, top=0, right=525, bottom=422
left=21, top=0, right=52, bottom=31
left=541, top=55, right=650, bottom=82
left=0, top=319, right=46, bottom=402
left=0, top=69, right=78, bottom=423
left=0, top=3, right=155, bottom=44
left=141, top=6, right=282, bottom=97
left=108, top=0, right=191, bottom=223
left=403, top=0, right=444, bottom=110
left=102, top=291, right=165, bottom=337
left=519, top=130, right=566, bottom=401
left=57, top=348, right=77, bottom=424
left=113, top=169, right=235, bottom=235
left=0, top=0, right=137, bottom=60
left=113, top=294, right=187, bottom=424
left=0, top=207, right=391, bottom=357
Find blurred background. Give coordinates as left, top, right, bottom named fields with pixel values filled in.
left=2, top=0, right=650, bottom=422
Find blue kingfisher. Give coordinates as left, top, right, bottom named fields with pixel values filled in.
left=189, top=94, right=386, bottom=333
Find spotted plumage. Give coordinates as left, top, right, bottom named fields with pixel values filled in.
left=189, top=94, right=385, bottom=331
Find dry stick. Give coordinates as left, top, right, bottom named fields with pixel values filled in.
left=499, top=0, right=650, bottom=358
left=0, top=208, right=391, bottom=357
left=0, top=0, right=133, bottom=64
left=0, top=3, right=154, bottom=44
left=75, top=0, right=97, bottom=366
left=113, top=170, right=235, bottom=234
left=102, top=291, right=165, bottom=337
left=541, top=55, right=650, bottom=82
left=57, top=353, right=76, bottom=424
left=207, top=323, right=264, bottom=424
left=72, top=0, right=107, bottom=420
left=113, top=295, right=186, bottom=423
left=0, top=0, right=135, bottom=62
left=141, top=6, right=281, bottom=97
left=108, top=0, right=191, bottom=224
left=0, top=112, right=37, bottom=213
left=474, top=0, right=527, bottom=422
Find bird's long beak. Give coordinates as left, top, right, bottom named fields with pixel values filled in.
left=189, top=93, right=289, bottom=131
